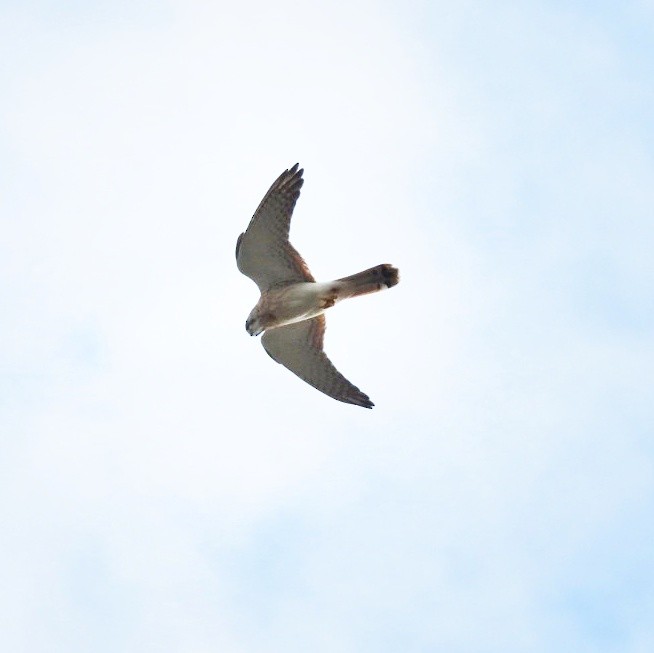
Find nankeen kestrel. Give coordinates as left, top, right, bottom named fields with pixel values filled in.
left=236, top=164, right=399, bottom=408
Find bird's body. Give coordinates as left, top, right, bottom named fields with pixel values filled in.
left=236, top=164, right=399, bottom=408
left=245, top=265, right=398, bottom=336
left=245, top=281, right=337, bottom=336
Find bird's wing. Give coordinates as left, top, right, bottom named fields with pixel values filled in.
left=261, top=316, right=374, bottom=408
left=236, top=164, right=315, bottom=292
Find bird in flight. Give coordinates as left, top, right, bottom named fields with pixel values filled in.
left=235, top=164, right=399, bottom=408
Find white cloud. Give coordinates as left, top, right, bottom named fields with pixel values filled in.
left=1, top=1, right=653, bottom=651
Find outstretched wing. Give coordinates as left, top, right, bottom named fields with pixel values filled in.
left=261, top=316, right=374, bottom=408
left=236, top=163, right=315, bottom=292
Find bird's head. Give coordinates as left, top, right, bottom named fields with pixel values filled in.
left=245, top=308, right=264, bottom=336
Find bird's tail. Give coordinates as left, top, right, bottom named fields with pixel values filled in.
left=334, top=264, right=399, bottom=299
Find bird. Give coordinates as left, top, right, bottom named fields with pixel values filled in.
left=235, top=163, right=399, bottom=408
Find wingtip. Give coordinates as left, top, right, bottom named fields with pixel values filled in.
left=352, top=394, right=374, bottom=409
left=334, top=389, right=374, bottom=408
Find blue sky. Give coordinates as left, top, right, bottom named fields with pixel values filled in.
left=1, top=1, right=653, bottom=651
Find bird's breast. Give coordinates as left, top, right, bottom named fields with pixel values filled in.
left=258, top=282, right=335, bottom=329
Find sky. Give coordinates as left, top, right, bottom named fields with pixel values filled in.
left=1, top=1, right=653, bottom=651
